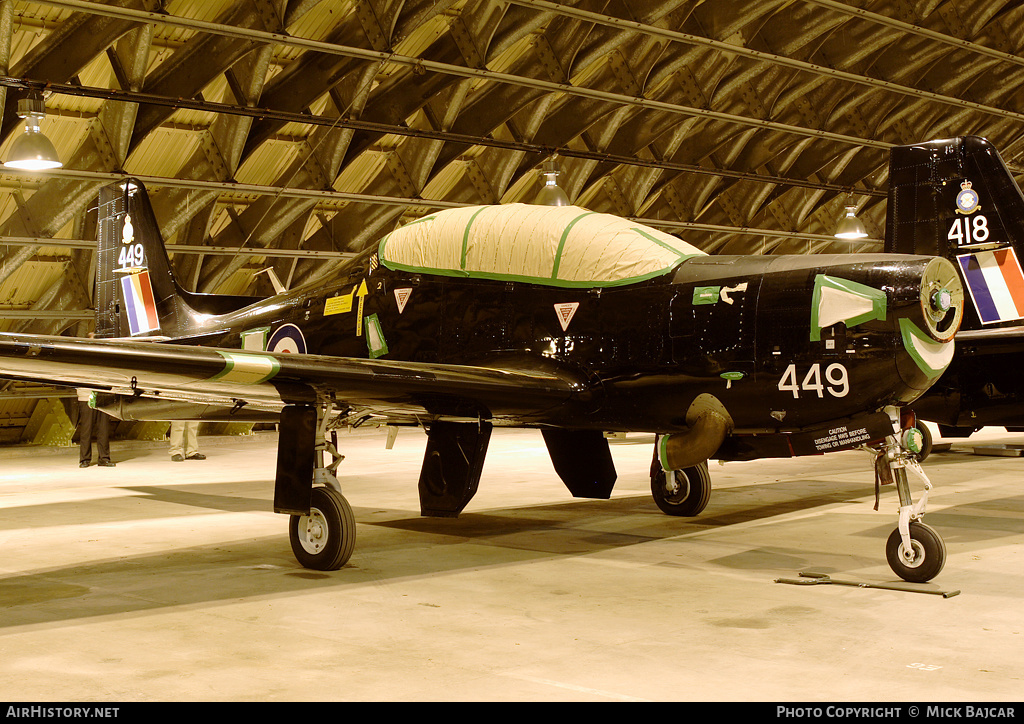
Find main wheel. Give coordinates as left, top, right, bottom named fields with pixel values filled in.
left=289, top=486, right=356, bottom=571
left=913, top=423, right=933, bottom=463
left=886, top=521, right=946, bottom=583
left=651, top=461, right=711, bottom=516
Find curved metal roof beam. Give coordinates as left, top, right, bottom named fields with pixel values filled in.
left=799, top=0, right=1024, bottom=68
left=30, top=0, right=1024, bottom=142
left=507, top=0, right=1024, bottom=125
left=14, top=0, right=896, bottom=155
left=0, top=0, right=148, bottom=140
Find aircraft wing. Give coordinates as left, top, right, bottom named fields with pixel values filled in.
left=956, top=325, right=1024, bottom=343
left=954, top=325, right=1024, bottom=356
left=0, top=332, right=584, bottom=423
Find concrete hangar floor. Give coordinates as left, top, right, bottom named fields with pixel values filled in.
left=0, top=425, right=1020, bottom=703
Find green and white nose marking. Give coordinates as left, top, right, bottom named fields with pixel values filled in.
left=900, top=318, right=955, bottom=377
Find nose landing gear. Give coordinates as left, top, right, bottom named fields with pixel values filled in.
left=875, top=422, right=946, bottom=583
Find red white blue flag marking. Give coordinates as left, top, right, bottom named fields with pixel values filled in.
left=120, top=270, right=159, bottom=335
left=956, top=247, right=1024, bottom=325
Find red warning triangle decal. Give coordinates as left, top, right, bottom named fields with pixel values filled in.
left=394, top=287, right=412, bottom=314
left=554, top=302, right=579, bottom=331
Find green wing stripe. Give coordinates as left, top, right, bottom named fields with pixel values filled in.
left=208, top=352, right=281, bottom=385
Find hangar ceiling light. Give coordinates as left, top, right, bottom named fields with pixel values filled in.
left=536, top=158, right=570, bottom=207
left=3, top=95, right=61, bottom=171
left=834, top=205, right=868, bottom=240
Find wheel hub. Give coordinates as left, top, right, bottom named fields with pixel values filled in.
left=664, top=471, right=689, bottom=503
left=298, top=507, right=328, bottom=554
left=899, top=539, right=925, bottom=568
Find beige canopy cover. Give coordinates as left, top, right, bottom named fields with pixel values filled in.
left=378, top=204, right=703, bottom=288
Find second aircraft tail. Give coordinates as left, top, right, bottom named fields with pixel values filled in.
left=885, top=136, right=1024, bottom=332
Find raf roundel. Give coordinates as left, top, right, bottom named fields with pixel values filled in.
left=267, top=323, right=307, bottom=354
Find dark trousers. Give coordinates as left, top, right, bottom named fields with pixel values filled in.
left=79, top=401, right=111, bottom=464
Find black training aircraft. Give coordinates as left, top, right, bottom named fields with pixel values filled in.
left=0, top=179, right=964, bottom=581
left=886, top=136, right=1024, bottom=447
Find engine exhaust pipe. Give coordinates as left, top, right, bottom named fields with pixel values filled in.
left=658, top=394, right=733, bottom=471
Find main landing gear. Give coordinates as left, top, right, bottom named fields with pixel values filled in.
left=289, top=484, right=356, bottom=570
left=875, top=426, right=946, bottom=583
left=284, top=406, right=356, bottom=571
left=650, top=461, right=712, bottom=516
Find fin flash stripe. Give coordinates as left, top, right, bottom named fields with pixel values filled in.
left=209, top=352, right=281, bottom=385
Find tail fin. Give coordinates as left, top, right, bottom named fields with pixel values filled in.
left=95, top=179, right=262, bottom=339
left=95, top=178, right=182, bottom=338
left=885, top=136, right=1024, bottom=331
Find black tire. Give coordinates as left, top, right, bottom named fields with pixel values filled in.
left=289, top=486, right=356, bottom=571
left=886, top=521, right=946, bottom=583
left=651, top=461, right=711, bottom=516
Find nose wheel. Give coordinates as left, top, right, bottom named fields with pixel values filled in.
left=650, top=460, right=712, bottom=516
left=876, top=422, right=947, bottom=583
left=886, top=521, right=946, bottom=583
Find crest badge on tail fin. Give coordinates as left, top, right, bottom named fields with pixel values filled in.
left=95, top=178, right=264, bottom=339
left=955, top=180, right=980, bottom=215
left=886, top=135, right=1024, bottom=432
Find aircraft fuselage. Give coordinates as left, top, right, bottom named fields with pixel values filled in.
left=160, top=247, right=950, bottom=449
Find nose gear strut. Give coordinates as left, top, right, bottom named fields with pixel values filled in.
left=871, top=408, right=946, bottom=583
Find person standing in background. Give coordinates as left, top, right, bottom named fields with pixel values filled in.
left=78, top=388, right=115, bottom=468
left=169, top=421, right=205, bottom=462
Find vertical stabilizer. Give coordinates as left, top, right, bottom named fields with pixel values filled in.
left=886, top=136, right=1024, bottom=331
left=95, top=179, right=188, bottom=339
left=95, top=179, right=263, bottom=340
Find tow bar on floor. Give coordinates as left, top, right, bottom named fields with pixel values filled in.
left=775, top=571, right=960, bottom=598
